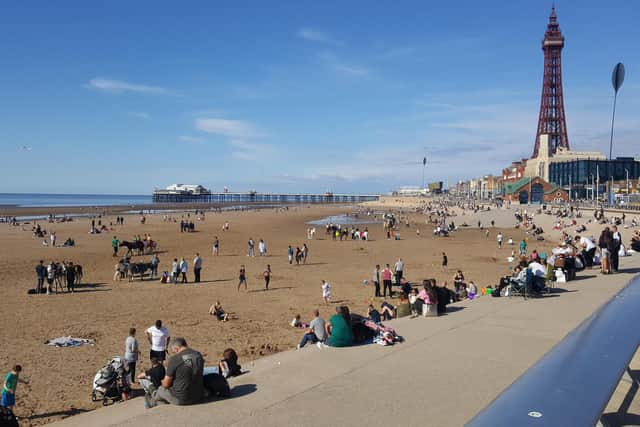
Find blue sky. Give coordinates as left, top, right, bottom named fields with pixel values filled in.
left=1, top=0, right=639, bottom=194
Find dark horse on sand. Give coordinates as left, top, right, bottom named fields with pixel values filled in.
left=119, top=240, right=144, bottom=256
left=128, top=262, right=153, bottom=281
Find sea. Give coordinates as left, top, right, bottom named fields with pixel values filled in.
left=0, top=193, right=151, bottom=208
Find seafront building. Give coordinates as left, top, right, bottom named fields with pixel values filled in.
left=459, top=6, right=639, bottom=204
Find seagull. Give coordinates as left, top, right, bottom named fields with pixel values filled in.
left=20, top=145, right=33, bottom=151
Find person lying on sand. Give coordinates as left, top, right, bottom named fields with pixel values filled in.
left=209, top=301, right=229, bottom=322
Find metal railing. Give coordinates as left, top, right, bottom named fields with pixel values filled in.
left=466, top=274, right=640, bottom=427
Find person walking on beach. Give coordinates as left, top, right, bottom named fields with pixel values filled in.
left=287, top=246, right=294, bottom=264
left=112, top=236, right=119, bottom=257
left=519, top=239, right=527, bottom=256
left=2, top=365, right=25, bottom=410
left=442, top=252, right=448, bottom=270
left=146, top=320, right=170, bottom=362
left=171, top=258, right=179, bottom=284
left=322, top=280, right=332, bottom=303
left=302, top=244, right=309, bottom=264
left=179, top=258, right=188, bottom=284
left=238, top=265, right=247, bottom=292
left=372, top=264, right=381, bottom=297
left=394, top=258, right=404, bottom=287
left=212, top=237, right=219, bottom=256
left=35, top=260, right=46, bottom=294
left=264, top=264, right=271, bottom=290
left=193, top=253, right=202, bottom=283
left=124, top=328, right=140, bottom=384
left=497, top=232, right=503, bottom=249
left=382, top=264, right=393, bottom=298
left=259, top=239, right=267, bottom=256
left=247, top=238, right=255, bottom=257
left=50, top=231, right=56, bottom=247
left=150, top=254, right=159, bottom=279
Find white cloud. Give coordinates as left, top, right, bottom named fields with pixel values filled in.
left=195, top=118, right=262, bottom=139
left=334, top=65, right=370, bottom=76
left=297, top=28, right=343, bottom=45
left=316, top=52, right=371, bottom=77
left=178, top=135, right=205, bottom=143
left=87, top=78, right=171, bottom=95
left=128, top=112, right=151, bottom=119
left=194, top=118, right=271, bottom=160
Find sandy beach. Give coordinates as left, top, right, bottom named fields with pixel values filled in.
left=1, top=199, right=635, bottom=425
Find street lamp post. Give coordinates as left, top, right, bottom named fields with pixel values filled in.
left=625, top=168, right=630, bottom=204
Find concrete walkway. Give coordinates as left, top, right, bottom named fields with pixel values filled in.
left=52, top=257, right=640, bottom=427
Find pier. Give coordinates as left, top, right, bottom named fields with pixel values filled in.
left=152, top=191, right=379, bottom=204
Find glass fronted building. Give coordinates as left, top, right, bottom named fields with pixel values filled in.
left=549, top=157, right=640, bottom=198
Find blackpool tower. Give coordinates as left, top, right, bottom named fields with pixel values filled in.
left=532, top=5, right=569, bottom=158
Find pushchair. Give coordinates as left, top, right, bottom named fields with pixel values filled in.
left=91, top=357, right=130, bottom=406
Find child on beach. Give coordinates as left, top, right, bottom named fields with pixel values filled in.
left=467, top=281, right=478, bottom=300
left=442, top=252, right=448, bottom=270
left=322, top=280, right=332, bottom=303
left=238, top=265, right=247, bottom=292
left=2, top=365, right=25, bottom=410
left=290, top=314, right=308, bottom=328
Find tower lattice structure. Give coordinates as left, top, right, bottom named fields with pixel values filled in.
left=532, top=6, right=569, bottom=158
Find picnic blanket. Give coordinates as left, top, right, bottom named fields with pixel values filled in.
left=45, top=336, right=95, bottom=347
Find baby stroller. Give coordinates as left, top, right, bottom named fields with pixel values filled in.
left=91, top=357, right=130, bottom=406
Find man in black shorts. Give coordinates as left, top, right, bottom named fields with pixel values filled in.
left=145, top=320, right=170, bottom=362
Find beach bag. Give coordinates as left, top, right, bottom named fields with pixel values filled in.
left=422, top=304, right=437, bottom=317
left=0, top=407, right=18, bottom=427
left=160, top=272, right=169, bottom=283
left=203, top=373, right=231, bottom=398
left=555, top=269, right=566, bottom=283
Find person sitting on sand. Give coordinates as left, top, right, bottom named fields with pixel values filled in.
left=395, top=294, right=411, bottom=318
left=466, top=281, right=478, bottom=300
left=218, top=348, right=242, bottom=378
left=297, top=310, right=327, bottom=349
left=409, top=288, right=422, bottom=317
left=137, top=358, right=166, bottom=394
left=147, top=337, right=204, bottom=407
left=380, top=300, right=396, bottom=321
left=290, top=314, right=308, bottom=328
left=367, top=305, right=382, bottom=324
left=209, top=301, right=229, bottom=322
left=325, top=306, right=353, bottom=347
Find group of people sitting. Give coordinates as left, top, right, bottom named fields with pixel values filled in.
left=123, top=322, right=242, bottom=409
left=295, top=306, right=403, bottom=350
left=370, top=278, right=462, bottom=321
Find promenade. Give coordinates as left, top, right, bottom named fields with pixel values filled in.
left=51, top=256, right=640, bottom=427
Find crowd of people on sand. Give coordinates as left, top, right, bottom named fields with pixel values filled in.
left=31, top=259, right=83, bottom=294
left=324, top=223, right=370, bottom=241
left=8, top=201, right=640, bottom=419
left=88, top=320, right=245, bottom=409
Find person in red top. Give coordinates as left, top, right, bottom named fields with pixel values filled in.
left=382, top=264, right=393, bottom=298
